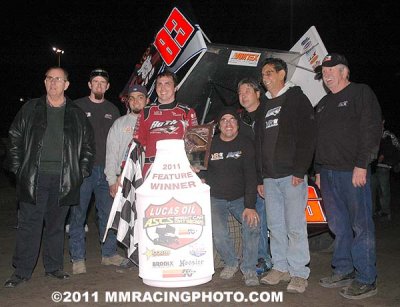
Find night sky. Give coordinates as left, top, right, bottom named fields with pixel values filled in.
left=1, top=0, right=400, bottom=136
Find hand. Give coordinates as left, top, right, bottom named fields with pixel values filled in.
left=352, top=167, right=367, bottom=187
left=109, top=183, right=118, bottom=198
left=292, top=176, right=304, bottom=187
left=257, top=184, right=264, bottom=198
left=315, top=174, right=321, bottom=189
left=242, top=208, right=259, bottom=228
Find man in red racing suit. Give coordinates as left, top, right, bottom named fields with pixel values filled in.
left=133, top=71, right=198, bottom=176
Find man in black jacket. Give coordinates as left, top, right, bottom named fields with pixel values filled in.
left=315, top=53, right=381, bottom=299
left=255, top=58, right=316, bottom=294
left=4, top=67, right=95, bottom=288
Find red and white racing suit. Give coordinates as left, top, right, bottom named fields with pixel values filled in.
left=133, top=100, right=198, bottom=176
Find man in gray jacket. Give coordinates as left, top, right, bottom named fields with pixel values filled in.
left=105, top=85, right=149, bottom=197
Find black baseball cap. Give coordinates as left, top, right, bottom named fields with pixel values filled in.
left=90, top=68, right=109, bottom=81
left=217, top=107, right=240, bottom=123
left=315, top=53, right=349, bottom=73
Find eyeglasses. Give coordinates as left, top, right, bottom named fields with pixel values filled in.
left=45, top=76, right=66, bottom=83
left=220, top=118, right=238, bottom=125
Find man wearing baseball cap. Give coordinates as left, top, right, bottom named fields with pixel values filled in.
left=314, top=53, right=382, bottom=299
left=69, top=68, right=127, bottom=274
left=105, top=85, right=149, bottom=198
left=201, top=107, right=260, bottom=287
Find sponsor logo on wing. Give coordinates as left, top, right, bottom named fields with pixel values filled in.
left=226, top=151, right=242, bottom=159
left=265, top=119, right=279, bottom=129
left=265, top=106, right=281, bottom=118
left=337, top=100, right=348, bottom=107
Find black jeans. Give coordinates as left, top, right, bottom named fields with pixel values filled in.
left=12, top=172, right=69, bottom=279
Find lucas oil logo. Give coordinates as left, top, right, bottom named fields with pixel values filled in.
left=143, top=198, right=205, bottom=249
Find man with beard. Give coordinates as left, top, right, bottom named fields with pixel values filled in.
left=105, top=85, right=149, bottom=198
left=68, top=69, right=128, bottom=275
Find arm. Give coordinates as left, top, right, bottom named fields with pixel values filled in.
left=7, top=107, right=26, bottom=175
left=80, top=116, right=95, bottom=178
left=293, top=95, right=316, bottom=178
left=105, top=120, right=121, bottom=197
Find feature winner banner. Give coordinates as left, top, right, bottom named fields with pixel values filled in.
left=289, top=26, right=328, bottom=106
left=120, top=7, right=207, bottom=103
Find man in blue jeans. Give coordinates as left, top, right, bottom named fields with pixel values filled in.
left=237, top=78, right=272, bottom=274
left=254, top=58, right=316, bottom=294
left=314, top=54, right=382, bottom=299
left=69, top=69, right=128, bottom=274
left=202, top=107, right=260, bottom=287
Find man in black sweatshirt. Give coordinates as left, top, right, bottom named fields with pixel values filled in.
left=254, top=57, right=316, bottom=294
left=203, top=107, right=260, bottom=287
left=315, top=53, right=382, bottom=300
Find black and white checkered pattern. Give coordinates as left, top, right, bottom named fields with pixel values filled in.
left=104, top=141, right=144, bottom=265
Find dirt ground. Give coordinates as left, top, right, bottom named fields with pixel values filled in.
left=0, top=169, right=399, bottom=307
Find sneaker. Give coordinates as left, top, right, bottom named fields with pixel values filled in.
left=116, top=260, right=138, bottom=273
left=220, top=266, right=239, bottom=279
left=256, top=258, right=272, bottom=276
left=319, top=271, right=355, bottom=288
left=260, top=269, right=291, bottom=285
left=72, top=260, right=86, bottom=275
left=339, top=280, right=377, bottom=300
left=287, top=276, right=308, bottom=293
left=101, top=254, right=129, bottom=266
left=243, top=271, right=260, bottom=286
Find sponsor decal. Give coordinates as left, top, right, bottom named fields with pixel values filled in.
left=123, top=126, right=134, bottom=134
left=143, top=247, right=171, bottom=260
left=143, top=198, right=205, bottom=249
left=265, top=106, right=281, bottom=118
left=152, top=260, right=174, bottom=268
left=85, top=112, right=91, bottom=118
left=179, top=259, right=204, bottom=267
left=162, top=268, right=195, bottom=278
left=105, top=114, right=113, bottom=120
left=189, top=245, right=207, bottom=257
left=210, top=152, right=223, bottom=161
left=228, top=50, right=261, bottom=67
left=265, top=119, right=279, bottom=129
left=338, top=101, right=348, bottom=107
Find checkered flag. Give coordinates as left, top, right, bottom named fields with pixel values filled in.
left=104, top=141, right=144, bottom=265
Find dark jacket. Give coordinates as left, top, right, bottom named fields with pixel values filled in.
left=7, top=95, right=95, bottom=205
left=255, top=86, right=316, bottom=182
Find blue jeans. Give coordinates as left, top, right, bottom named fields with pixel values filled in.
left=320, top=168, right=376, bottom=284
left=255, top=194, right=272, bottom=267
left=69, top=166, right=117, bottom=261
left=263, top=175, right=310, bottom=279
left=211, top=197, right=260, bottom=273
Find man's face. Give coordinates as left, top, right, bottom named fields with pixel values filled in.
left=322, top=65, right=346, bottom=93
left=156, top=76, right=176, bottom=104
left=127, top=92, right=148, bottom=113
left=219, top=114, right=239, bottom=141
left=261, top=64, right=285, bottom=93
left=238, top=83, right=260, bottom=112
left=88, top=76, right=109, bottom=100
left=44, top=68, right=69, bottom=97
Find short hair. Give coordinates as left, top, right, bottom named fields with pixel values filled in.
left=262, top=57, right=288, bottom=81
left=156, top=70, right=178, bottom=87
left=45, top=66, right=69, bottom=81
left=237, top=78, right=260, bottom=93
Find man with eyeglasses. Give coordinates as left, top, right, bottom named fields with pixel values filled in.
left=237, top=78, right=272, bottom=277
left=105, top=85, right=149, bottom=198
left=254, top=58, right=316, bottom=294
left=68, top=68, right=127, bottom=275
left=4, top=67, right=95, bottom=288
left=201, top=107, right=260, bottom=287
